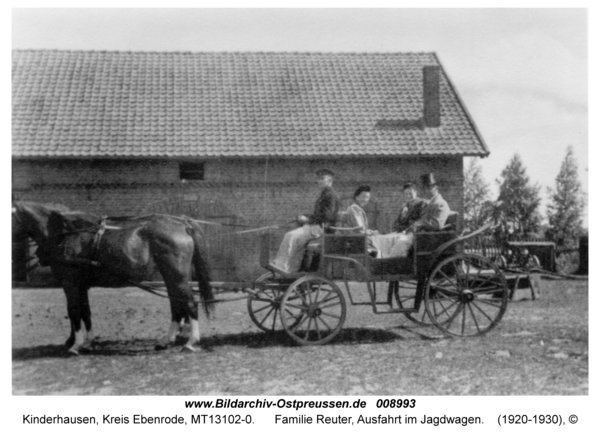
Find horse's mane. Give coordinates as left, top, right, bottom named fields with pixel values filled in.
left=50, top=211, right=102, bottom=232
left=14, top=201, right=71, bottom=214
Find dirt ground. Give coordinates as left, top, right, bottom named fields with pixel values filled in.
left=12, top=279, right=588, bottom=395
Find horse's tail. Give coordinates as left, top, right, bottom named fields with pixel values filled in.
left=186, top=223, right=215, bottom=317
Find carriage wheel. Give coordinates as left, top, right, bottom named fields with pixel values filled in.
left=280, top=276, right=346, bottom=345
left=424, top=253, right=508, bottom=337
left=391, top=281, right=436, bottom=327
left=247, top=272, right=286, bottom=332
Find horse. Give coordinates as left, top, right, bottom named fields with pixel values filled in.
left=12, top=201, right=214, bottom=355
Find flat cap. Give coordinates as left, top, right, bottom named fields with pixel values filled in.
left=316, top=168, right=335, bottom=177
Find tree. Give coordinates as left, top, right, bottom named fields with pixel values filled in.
left=496, top=154, right=542, bottom=235
left=463, top=158, right=493, bottom=231
left=546, top=146, right=586, bottom=248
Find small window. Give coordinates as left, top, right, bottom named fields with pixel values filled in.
left=179, top=162, right=205, bottom=180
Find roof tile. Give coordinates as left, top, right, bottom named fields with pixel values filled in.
left=13, top=50, right=488, bottom=158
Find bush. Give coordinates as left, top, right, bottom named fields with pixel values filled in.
left=555, top=251, right=580, bottom=275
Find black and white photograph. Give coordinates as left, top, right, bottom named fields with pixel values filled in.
left=7, top=3, right=594, bottom=430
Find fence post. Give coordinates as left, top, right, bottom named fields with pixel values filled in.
left=577, top=236, right=588, bottom=275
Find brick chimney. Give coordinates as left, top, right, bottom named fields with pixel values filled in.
left=423, top=65, right=441, bottom=128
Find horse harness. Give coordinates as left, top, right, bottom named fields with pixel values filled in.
left=55, top=216, right=117, bottom=269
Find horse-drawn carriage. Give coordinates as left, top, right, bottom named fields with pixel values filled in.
left=245, top=220, right=509, bottom=345
left=13, top=201, right=509, bottom=353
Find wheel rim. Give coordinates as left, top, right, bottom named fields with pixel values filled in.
left=425, top=254, right=508, bottom=337
left=247, top=272, right=285, bottom=332
left=280, top=276, right=346, bottom=345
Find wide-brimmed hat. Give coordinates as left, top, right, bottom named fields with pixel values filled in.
left=316, top=168, right=335, bottom=177
left=421, top=173, right=438, bottom=187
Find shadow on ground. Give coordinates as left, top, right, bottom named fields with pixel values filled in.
left=13, top=326, right=430, bottom=360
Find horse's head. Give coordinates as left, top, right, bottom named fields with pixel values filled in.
left=12, top=201, right=71, bottom=245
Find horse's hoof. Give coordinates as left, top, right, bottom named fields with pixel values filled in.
left=181, top=345, right=197, bottom=353
left=66, top=348, right=80, bottom=357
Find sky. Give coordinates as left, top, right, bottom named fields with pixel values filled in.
left=10, top=6, right=590, bottom=225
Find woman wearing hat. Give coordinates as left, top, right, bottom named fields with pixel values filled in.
left=268, top=168, right=340, bottom=274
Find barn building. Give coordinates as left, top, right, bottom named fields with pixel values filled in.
left=12, top=50, right=489, bottom=281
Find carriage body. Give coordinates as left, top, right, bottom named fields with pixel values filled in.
left=250, top=224, right=509, bottom=345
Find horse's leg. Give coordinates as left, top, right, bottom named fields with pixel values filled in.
left=80, top=286, right=95, bottom=350
left=178, top=319, right=192, bottom=339
left=163, top=285, right=199, bottom=352
left=64, top=281, right=85, bottom=355
left=181, top=296, right=200, bottom=352
left=63, top=285, right=75, bottom=348
left=155, top=255, right=200, bottom=351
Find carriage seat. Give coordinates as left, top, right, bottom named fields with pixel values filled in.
left=440, top=211, right=458, bottom=231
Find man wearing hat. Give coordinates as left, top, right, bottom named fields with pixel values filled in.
left=268, top=168, right=340, bottom=274
left=409, top=173, right=451, bottom=232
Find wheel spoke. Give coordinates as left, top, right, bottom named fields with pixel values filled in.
left=305, top=283, right=315, bottom=305
left=314, top=316, right=322, bottom=340
left=289, top=313, right=309, bottom=332
left=468, top=275, right=502, bottom=290
left=257, top=305, right=276, bottom=326
left=466, top=302, right=482, bottom=334
left=318, top=300, right=342, bottom=310
left=431, top=281, right=460, bottom=296
left=252, top=296, right=276, bottom=303
left=429, top=299, right=460, bottom=322
left=452, top=259, right=466, bottom=288
left=294, top=287, right=309, bottom=304
left=253, top=303, right=276, bottom=315
left=474, top=298, right=505, bottom=308
left=460, top=302, right=467, bottom=335
left=443, top=302, right=465, bottom=331
left=320, top=309, right=342, bottom=319
left=284, top=303, right=308, bottom=312
left=470, top=285, right=504, bottom=294
left=397, top=295, right=414, bottom=309
left=270, top=307, right=279, bottom=330
left=304, top=317, right=313, bottom=339
left=437, top=270, right=459, bottom=290
left=316, top=316, right=333, bottom=334
left=470, top=299, right=499, bottom=323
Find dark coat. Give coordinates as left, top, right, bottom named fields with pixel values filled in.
left=308, top=186, right=340, bottom=231
left=393, top=197, right=428, bottom=232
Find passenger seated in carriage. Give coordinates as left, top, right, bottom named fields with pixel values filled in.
left=392, top=182, right=428, bottom=233
left=267, top=168, right=340, bottom=275
left=339, top=184, right=412, bottom=258
left=367, top=174, right=451, bottom=258
left=338, top=185, right=380, bottom=255
left=409, top=173, right=451, bottom=233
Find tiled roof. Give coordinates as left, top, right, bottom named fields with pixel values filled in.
left=12, top=50, right=488, bottom=158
